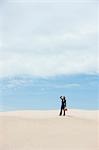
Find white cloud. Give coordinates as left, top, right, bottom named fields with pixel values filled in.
left=0, top=0, right=98, bottom=77
left=47, top=83, right=80, bottom=89
left=0, top=76, right=80, bottom=91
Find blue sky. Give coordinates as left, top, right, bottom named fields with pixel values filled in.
left=0, top=74, right=98, bottom=110
left=0, top=0, right=99, bottom=110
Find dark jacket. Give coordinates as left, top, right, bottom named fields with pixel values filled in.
left=60, top=96, right=66, bottom=109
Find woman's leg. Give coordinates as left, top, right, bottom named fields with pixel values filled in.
left=63, top=109, right=65, bottom=116
left=59, top=106, right=62, bottom=115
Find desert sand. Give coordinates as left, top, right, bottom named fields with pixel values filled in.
left=0, top=109, right=99, bottom=150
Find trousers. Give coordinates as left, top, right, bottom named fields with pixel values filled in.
left=59, top=106, right=65, bottom=116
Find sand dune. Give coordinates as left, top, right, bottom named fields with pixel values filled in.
left=0, top=109, right=99, bottom=150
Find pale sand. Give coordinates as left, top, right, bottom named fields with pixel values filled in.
left=0, top=109, right=99, bottom=150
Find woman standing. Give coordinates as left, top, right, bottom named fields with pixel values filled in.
left=59, top=96, right=67, bottom=116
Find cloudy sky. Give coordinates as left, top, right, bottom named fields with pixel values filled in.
left=0, top=0, right=98, bottom=110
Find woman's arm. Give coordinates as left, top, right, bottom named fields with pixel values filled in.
left=60, top=96, right=62, bottom=100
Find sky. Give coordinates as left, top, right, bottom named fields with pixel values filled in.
left=0, top=0, right=99, bottom=110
